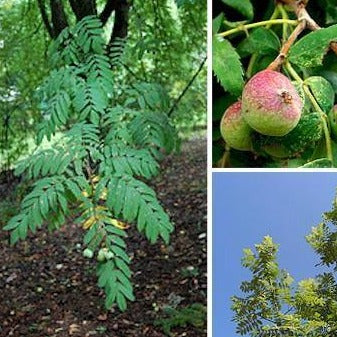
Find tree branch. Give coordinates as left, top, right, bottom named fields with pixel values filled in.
left=50, top=0, right=69, bottom=37
left=37, top=0, right=54, bottom=37
left=168, top=56, right=207, bottom=117
left=68, top=0, right=82, bottom=21
left=109, top=0, right=130, bottom=45
left=99, top=0, right=116, bottom=25
left=68, top=0, right=97, bottom=21
left=80, top=0, right=97, bottom=18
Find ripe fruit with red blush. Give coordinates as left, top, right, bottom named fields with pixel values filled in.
left=242, top=69, right=303, bottom=136
left=220, top=101, right=252, bottom=151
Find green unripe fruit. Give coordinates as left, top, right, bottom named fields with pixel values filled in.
left=97, top=249, right=106, bottom=262
left=220, top=101, right=252, bottom=151
left=83, top=248, right=94, bottom=259
left=104, top=251, right=114, bottom=260
left=253, top=113, right=322, bottom=158
left=242, top=69, right=303, bottom=136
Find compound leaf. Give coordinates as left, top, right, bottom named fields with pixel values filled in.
left=213, top=37, right=244, bottom=97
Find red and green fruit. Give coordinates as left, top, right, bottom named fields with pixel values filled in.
left=220, top=101, right=252, bottom=151
left=242, top=69, right=303, bottom=136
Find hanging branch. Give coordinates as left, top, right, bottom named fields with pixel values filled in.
left=168, top=56, right=207, bottom=117
left=280, top=0, right=337, bottom=55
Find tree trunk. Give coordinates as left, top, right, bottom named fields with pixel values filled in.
left=110, top=0, right=130, bottom=44
left=37, top=0, right=130, bottom=43
left=71, top=0, right=97, bottom=20
left=99, top=0, right=116, bottom=25
left=50, top=0, right=68, bottom=37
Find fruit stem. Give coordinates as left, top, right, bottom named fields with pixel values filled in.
left=284, top=61, right=302, bottom=83
left=320, top=115, right=334, bottom=163
left=219, top=146, right=231, bottom=168
left=217, top=19, right=298, bottom=38
left=304, top=89, right=333, bottom=162
left=285, top=62, right=334, bottom=163
left=246, top=53, right=258, bottom=79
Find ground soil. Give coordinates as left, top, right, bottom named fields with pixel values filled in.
left=0, top=137, right=207, bottom=337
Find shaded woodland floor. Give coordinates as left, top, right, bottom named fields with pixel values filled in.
left=0, top=137, right=207, bottom=337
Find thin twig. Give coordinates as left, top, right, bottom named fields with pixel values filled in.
left=217, top=19, right=298, bottom=38
left=268, top=19, right=306, bottom=71
left=168, top=56, right=206, bottom=117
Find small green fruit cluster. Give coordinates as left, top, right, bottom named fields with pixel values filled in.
left=83, top=248, right=94, bottom=259
left=97, top=248, right=114, bottom=261
left=220, top=101, right=252, bottom=151
left=221, top=69, right=304, bottom=153
left=82, top=248, right=114, bottom=261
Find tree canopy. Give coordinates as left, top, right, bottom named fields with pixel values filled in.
left=232, top=195, right=337, bottom=336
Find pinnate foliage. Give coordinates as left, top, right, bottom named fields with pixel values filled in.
left=4, top=16, right=178, bottom=311
left=232, top=194, right=337, bottom=336
left=154, top=303, right=207, bottom=335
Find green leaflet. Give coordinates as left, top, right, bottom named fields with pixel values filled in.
left=73, top=16, right=105, bottom=54
left=213, top=13, right=224, bottom=34
left=106, top=175, right=173, bottom=244
left=4, top=176, right=69, bottom=245
left=237, top=27, right=281, bottom=56
left=213, top=38, right=244, bottom=97
left=154, top=304, right=207, bottom=335
left=253, top=113, right=323, bottom=159
left=289, top=24, right=337, bottom=68
left=304, top=76, right=335, bottom=113
left=82, top=215, right=134, bottom=311
left=128, top=110, right=178, bottom=155
left=221, top=0, right=253, bottom=19
left=101, top=144, right=159, bottom=179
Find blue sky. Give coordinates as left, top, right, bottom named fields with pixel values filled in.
left=213, top=172, right=337, bottom=337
